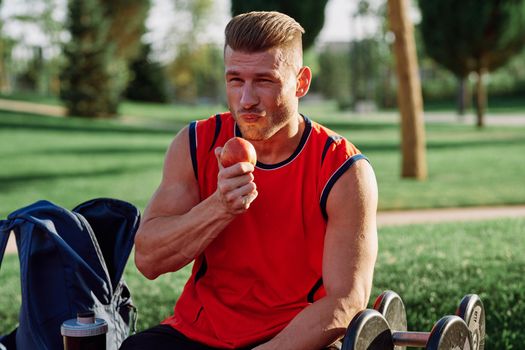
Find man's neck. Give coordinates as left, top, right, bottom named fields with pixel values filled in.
left=251, top=113, right=305, bottom=165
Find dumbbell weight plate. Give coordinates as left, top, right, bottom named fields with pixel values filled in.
left=341, top=309, right=394, bottom=350
left=426, top=315, right=473, bottom=350
left=456, top=295, right=485, bottom=350
left=373, top=290, right=407, bottom=350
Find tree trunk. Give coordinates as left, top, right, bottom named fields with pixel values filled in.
left=456, top=77, right=468, bottom=117
left=475, top=69, right=486, bottom=128
left=387, top=0, right=428, bottom=180
left=0, top=40, right=11, bottom=94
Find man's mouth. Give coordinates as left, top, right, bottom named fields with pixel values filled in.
left=239, top=113, right=262, bottom=122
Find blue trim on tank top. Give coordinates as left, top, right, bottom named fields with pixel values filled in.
left=320, top=154, right=369, bottom=220
left=235, top=115, right=312, bottom=170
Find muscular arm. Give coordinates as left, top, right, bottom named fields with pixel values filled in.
left=254, top=159, right=378, bottom=350
left=134, top=126, right=257, bottom=280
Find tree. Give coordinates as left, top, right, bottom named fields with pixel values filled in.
left=168, top=43, right=224, bottom=104
left=348, top=0, right=398, bottom=110
left=317, top=48, right=352, bottom=109
left=165, top=0, right=223, bottom=104
left=125, top=43, right=169, bottom=103
left=230, top=0, right=329, bottom=50
left=388, top=0, right=428, bottom=180
left=0, top=0, right=13, bottom=93
left=349, top=38, right=384, bottom=104
left=60, top=0, right=149, bottom=118
left=418, top=0, right=525, bottom=127
left=0, top=0, right=64, bottom=95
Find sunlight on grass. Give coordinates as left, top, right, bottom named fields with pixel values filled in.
left=1, top=99, right=524, bottom=348
left=2, top=218, right=523, bottom=348
left=1, top=107, right=525, bottom=217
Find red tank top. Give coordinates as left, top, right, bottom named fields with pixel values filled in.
left=162, top=112, right=365, bottom=348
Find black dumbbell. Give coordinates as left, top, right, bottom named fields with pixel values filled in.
left=455, top=293, right=485, bottom=350
left=373, top=291, right=485, bottom=350
left=341, top=309, right=472, bottom=350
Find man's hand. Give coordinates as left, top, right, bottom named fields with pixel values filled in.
left=214, top=147, right=258, bottom=215
left=134, top=128, right=259, bottom=279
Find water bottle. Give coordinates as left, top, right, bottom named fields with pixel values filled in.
left=61, top=311, right=108, bottom=350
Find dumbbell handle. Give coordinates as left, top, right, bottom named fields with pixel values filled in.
left=392, top=331, right=429, bottom=347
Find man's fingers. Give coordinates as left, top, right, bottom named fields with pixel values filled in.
left=221, top=161, right=255, bottom=176
left=231, top=190, right=258, bottom=213
left=215, top=148, right=257, bottom=214
left=219, top=183, right=258, bottom=213
left=223, top=182, right=257, bottom=203
left=214, top=147, right=224, bottom=170
left=241, top=190, right=258, bottom=209
left=218, top=173, right=255, bottom=193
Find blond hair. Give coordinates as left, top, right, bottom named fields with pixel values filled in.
left=225, top=11, right=305, bottom=54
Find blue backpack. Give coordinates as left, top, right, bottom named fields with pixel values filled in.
left=0, top=198, right=140, bottom=350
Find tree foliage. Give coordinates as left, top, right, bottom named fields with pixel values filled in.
left=0, top=0, right=64, bottom=95
left=317, top=49, right=352, bottom=109
left=230, top=0, right=329, bottom=50
left=125, top=43, right=169, bottom=103
left=0, top=0, right=11, bottom=93
left=165, top=0, right=224, bottom=104
left=168, top=43, right=223, bottom=104
left=419, top=0, right=525, bottom=75
left=60, top=0, right=149, bottom=118
left=418, top=0, right=525, bottom=126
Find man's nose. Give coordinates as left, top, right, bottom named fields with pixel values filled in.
left=240, top=83, right=258, bottom=109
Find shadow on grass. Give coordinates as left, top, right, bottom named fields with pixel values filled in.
left=360, top=137, right=525, bottom=153
left=30, top=146, right=168, bottom=156
left=0, top=165, right=155, bottom=192
left=1, top=109, right=401, bottom=134
left=0, top=110, right=179, bottom=135
left=317, top=120, right=399, bottom=131
left=3, top=109, right=525, bottom=154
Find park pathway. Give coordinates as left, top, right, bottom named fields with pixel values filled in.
left=0, top=98, right=66, bottom=117
left=377, top=205, right=525, bottom=226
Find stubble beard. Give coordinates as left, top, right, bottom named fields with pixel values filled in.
left=231, top=105, right=292, bottom=142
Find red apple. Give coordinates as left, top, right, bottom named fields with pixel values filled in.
left=220, top=137, right=257, bottom=167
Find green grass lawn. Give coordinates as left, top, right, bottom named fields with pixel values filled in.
left=1, top=100, right=524, bottom=348
left=1, top=102, right=525, bottom=217
left=424, top=95, right=525, bottom=114
left=2, top=218, right=523, bottom=349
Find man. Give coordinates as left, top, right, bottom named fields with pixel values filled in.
left=121, top=11, right=378, bottom=350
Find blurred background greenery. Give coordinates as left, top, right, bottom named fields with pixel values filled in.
left=0, top=0, right=524, bottom=119
left=1, top=0, right=525, bottom=349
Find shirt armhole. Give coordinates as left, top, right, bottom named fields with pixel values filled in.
left=189, top=121, right=198, bottom=180
left=319, top=154, right=369, bottom=221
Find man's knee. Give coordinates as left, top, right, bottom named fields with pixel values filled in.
left=119, top=333, right=142, bottom=350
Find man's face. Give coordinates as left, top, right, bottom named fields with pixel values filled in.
left=224, top=46, right=300, bottom=141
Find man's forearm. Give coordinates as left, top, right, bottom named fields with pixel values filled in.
left=134, top=193, right=234, bottom=279
left=254, top=296, right=362, bottom=350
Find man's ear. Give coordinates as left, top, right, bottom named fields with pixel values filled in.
left=296, top=66, right=312, bottom=98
